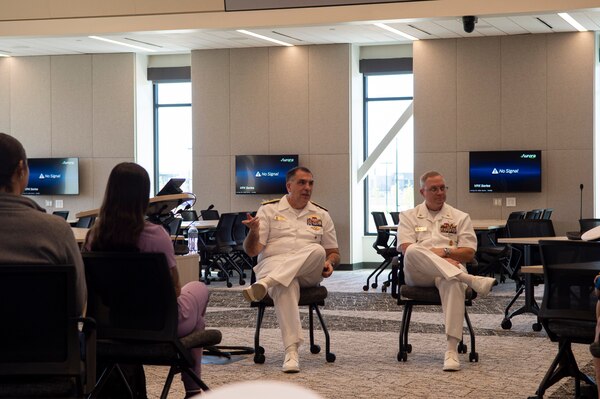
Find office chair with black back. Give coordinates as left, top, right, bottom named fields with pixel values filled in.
left=200, top=212, right=245, bottom=287
left=525, top=209, right=543, bottom=219
left=200, top=207, right=219, bottom=221
left=0, top=264, right=96, bottom=398
left=541, top=208, right=553, bottom=220
left=389, top=211, right=400, bottom=225
left=75, top=216, right=95, bottom=228
left=83, top=252, right=222, bottom=398
left=230, top=212, right=255, bottom=271
left=394, top=255, right=479, bottom=363
left=527, top=240, right=600, bottom=399
left=580, top=219, right=600, bottom=234
left=179, top=209, right=199, bottom=222
left=53, top=210, right=69, bottom=220
left=501, top=219, right=555, bottom=331
left=363, top=211, right=399, bottom=292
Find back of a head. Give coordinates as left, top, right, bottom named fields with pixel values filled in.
left=0, top=133, right=27, bottom=193
left=91, top=162, right=151, bottom=251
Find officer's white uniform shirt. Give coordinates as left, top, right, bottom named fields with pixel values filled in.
left=397, top=201, right=477, bottom=259
left=256, top=195, right=338, bottom=263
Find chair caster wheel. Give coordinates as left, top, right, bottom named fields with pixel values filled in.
left=254, top=354, right=265, bottom=364
left=326, top=353, right=336, bottom=363
left=501, top=318, right=512, bottom=330
left=532, top=322, right=542, bottom=332
left=397, top=351, right=407, bottom=362
left=256, top=346, right=264, bottom=355
left=362, top=285, right=369, bottom=291
left=458, top=343, right=467, bottom=354
left=371, top=283, right=378, bottom=289
left=406, top=344, right=412, bottom=353
left=239, top=280, right=246, bottom=285
left=381, top=287, right=387, bottom=293
left=226, top=282, right=233, bottom=288
left=310, top=345, right=321, bottom=354
left=205, top=279, right=211, bottom=285
left=469, top=352, right=479, bottom=362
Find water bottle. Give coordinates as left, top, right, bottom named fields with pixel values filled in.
left=188, top=223, right=198, bottom=253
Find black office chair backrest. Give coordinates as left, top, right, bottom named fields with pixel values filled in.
left=579, top=218, right=600, bottom=233
left=83, top=252, right=178, bottom=341
left=53, top=210, right=69, bottom=220
left=524, top=209, right=543, bottom=219
left=233, top=212, right=250, bottom=244
left=166, top=217, right=183, bottom=236
left=75, top=216, right=95, bottom=228
left=506, top=219, right=555, bottom=238
left=538, top=240, right=599, bottom=342
left=541, top=208, right=553, bottom=220
left=371, top=211, right=392, bottom=248
left=507, top=211, right=526, bottom=220
left=389, top=211, right=400, bottom=225
left=201, top=209, right=220, bottom=221
left=179, top=210, right=199, bottom=222
left=214, top=213, right=238, bottom=246
left=0, top=264, right=80, bottom=376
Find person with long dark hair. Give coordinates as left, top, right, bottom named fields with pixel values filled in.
left=0, top=132, right=86, bottom=311
left=85, top=162, right=209, bottom=398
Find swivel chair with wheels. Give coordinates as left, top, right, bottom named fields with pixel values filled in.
left=364, top=211, right=399, bottom=292
left=528, top=240, right=599, bottom=398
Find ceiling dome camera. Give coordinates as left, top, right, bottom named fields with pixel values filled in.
left=462, top=16, right=478, bottom=33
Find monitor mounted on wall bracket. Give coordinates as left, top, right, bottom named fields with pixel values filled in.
left=469, top=150, right=542, bottom=193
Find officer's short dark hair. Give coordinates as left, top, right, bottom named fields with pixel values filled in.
left=286, top=166, right=312, bottom=182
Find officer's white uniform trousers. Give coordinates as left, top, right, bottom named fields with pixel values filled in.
left=255, top=243, right=325, bottom=349
left=403, top=244, right=467, bottom=340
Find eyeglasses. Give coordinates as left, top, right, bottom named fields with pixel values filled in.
left=424, top=185, right=448, bottom=193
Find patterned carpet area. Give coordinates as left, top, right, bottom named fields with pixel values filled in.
left=144, top=275, right=597, bottom=398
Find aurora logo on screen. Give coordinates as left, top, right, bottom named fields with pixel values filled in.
left=520, top=153, right=537, bottom=159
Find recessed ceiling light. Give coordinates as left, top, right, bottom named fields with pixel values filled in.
left=374, top=23, right=419, bottom=41
left=236, top=30, right=294, bottom=46
left=88, top=36, right=157, bottom=52
left=558, top=12, right=587, bottom=32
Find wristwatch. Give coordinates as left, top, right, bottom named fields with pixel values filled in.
left=443, top=247, right=451, bottom=258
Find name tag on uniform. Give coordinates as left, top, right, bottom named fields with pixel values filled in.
left=274, top=215, right=286, bottom=221
left=415, top=226, right=427, bottom=232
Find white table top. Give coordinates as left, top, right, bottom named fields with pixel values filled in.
left=497, top=236, right=570, bottom=245
left=379, top=219, right=506, bottom=231
left=181, top=220, right=218, bottom=229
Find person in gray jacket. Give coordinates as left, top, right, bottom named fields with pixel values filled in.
left=0, top=132, right=86, bottom=312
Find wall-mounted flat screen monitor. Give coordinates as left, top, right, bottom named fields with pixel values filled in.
left=469, top=150, right=542, bottom=193
left=235, top=154, right=299, bottom=195
left=24, top=157, right=79, bottom=195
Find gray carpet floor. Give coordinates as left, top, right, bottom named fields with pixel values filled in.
left=144, top=270, right=597, bottom=398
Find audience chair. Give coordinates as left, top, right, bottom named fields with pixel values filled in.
left=179, top=209, right=199, bottom=222
left=230, top=212, right=256, bottom=271
left=200, top=209, right=220, bottom=221
left=364, top=211, right=399, bottom=292
left=541, top=208, right=553, bottom=220
left=53, top=210, right=69, bottom=220
left=501, top=219, right=555, bottom=331
left=0, top=264, right=96, bottom=398
left=508, top=211, right=527, bottom=220
left=250, top=271, right=336, bottom=365
left=528, top=240, right=599, bottom=398
left=525, top=209, right=543, bottom=219
left=82, top=252, right=222, bottom=398
left=393, top=256, right=479, bottom=363
left=579, top=218, right=600, bottom=234
left=389, top=211, right=400, bottom=225
left=199, top=212, right=245, bottom=287
left=75, top=215, right=95, bottom=228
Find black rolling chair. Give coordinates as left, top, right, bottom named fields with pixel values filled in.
left=508, top=211, right=527, bottom=220
left=501, top=219, right=555, bottom=331
left=0, top=264, right=96, bottom=398
left=200, top=208, right=219, bottom=221
left=75, top=216, right=95, bottom=228
left=83, top=252, right=222, bottom=398
left=580, top=218, right=600, bottom=233
left=393, top=256, right=479, bottom=363
left=179, top=209, right=199, bottom=222
left=389, top=211, right=400, bottom=225
left=364, top=211, right=400, bottom=292
left=525, top=209, right=543, bottom=219
left=53, top=210, right=69, bottom=220
left=541, top=208, right=553, bottom=220
left=200, top=213, right=245, bottom=287
left=528, top=240, right=599, bottom=399
left=250, top=271, right=335, bottom=365
left=230, top=212, right=255, bottom=271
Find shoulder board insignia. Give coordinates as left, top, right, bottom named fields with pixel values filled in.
left=310, top=201, right=328, bottom=211
left=261, top=199, right=280, bottom=205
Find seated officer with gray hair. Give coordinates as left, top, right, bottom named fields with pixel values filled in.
left=241, top=166, right=340, bottom=373
left=398, top=170, right=496, bottom=372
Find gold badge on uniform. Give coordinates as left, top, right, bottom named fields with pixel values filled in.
left=274, top=215, right=286, bottom=221
left=307, top=215, right=323, bottom=230
left=440, top=222, right=457, bottom=235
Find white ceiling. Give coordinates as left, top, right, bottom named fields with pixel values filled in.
left=0, top=10, right=598, bottom=56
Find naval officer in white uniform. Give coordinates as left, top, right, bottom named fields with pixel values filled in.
left=398, top=171, right=496, bottom=371
left=242, top=166, right=340, bottom=373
